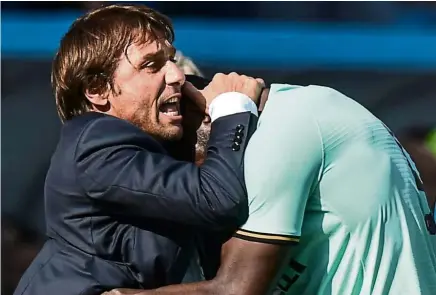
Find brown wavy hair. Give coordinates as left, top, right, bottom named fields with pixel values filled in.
left=51, top=4, right=174, bottom=122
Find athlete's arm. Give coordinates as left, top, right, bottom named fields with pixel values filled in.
left=104, top=237, right=288, bottom=295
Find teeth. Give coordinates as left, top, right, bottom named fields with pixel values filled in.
left=166, top=97, right=179, bottom=104
left=164, top=111, right=179, bottom=116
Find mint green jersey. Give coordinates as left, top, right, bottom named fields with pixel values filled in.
left=235, top=84, right=436, bottom=295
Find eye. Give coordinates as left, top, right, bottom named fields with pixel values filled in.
left=140, top=60, right=166, bottom=73
left=140, top=61, right=156, bottom=69
left=169, top=57, right=178, bottom=63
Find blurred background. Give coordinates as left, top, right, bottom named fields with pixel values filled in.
left=2, top=1, right=436, bottom=294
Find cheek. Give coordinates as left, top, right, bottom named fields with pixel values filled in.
left=116, top=73, right=164, bottom=119
left=133, top=76, right=163, bottom=110
left=114, top=96, right=150, bottom=122
left=143, top=97, right=162, bottom=124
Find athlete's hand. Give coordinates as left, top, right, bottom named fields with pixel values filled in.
left=102, top=288, right=148, bottom=295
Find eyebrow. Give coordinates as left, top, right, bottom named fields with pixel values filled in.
left=139, top=46, right=176, bottom=65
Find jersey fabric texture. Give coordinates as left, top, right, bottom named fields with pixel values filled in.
left=235, top=84, right=436, bottom=295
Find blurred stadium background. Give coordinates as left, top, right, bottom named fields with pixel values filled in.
left=2, top=1, right=436, bottom=294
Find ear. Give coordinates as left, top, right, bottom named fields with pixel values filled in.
left=84, top=73, right=111, bottom=107
left=84, top=88, right=109, bottom=106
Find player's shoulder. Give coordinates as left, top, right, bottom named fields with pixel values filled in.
left=268, top=84, right=346, bottom=106
left=270, top=83, right=340, bottom=95
left=261, top=84, right=343, bottom=120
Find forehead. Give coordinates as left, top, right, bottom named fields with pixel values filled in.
left=124, top=38, right=174, bottom=64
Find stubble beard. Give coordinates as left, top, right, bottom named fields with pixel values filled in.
left=130, top=106, right=182, bottom=142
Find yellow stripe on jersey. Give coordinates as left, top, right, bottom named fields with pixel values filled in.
left=234, top=229, right=300, bottom=245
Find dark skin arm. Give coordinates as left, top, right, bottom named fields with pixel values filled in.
left=104, top=237, right=289, bottom=295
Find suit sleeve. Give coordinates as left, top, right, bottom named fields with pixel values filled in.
left=75, top=98, right=258, bottom=230
left=235, top=92, right=323, bottom=244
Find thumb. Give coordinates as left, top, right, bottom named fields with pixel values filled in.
left=182, top=82, right=207, bottom=114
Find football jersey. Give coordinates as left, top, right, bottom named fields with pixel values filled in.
left=235, top=84, right=436, bottom=295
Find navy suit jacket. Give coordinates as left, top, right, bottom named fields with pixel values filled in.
left=14, top=111, right=257, bottom=295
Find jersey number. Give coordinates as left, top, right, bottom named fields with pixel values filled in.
left=274, top=259, right=306, bottom=294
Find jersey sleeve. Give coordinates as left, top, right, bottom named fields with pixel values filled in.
left=234, top=87, right=324, bottom=245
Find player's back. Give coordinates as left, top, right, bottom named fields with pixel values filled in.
left=262, top=85, right=436, bottom=295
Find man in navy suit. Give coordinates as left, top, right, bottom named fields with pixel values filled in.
left=13, top=4, right=264, bottom=295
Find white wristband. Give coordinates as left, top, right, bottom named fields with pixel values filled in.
left=208, top=92, right=259, bottom=123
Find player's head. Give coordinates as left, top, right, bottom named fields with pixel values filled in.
left=188, top=110, right=211, bottom=166
left=176, top=100, right=211, bottom=165
left=172, top=72, right=211, bottom=165
left=170, top=52, right=270, bottom=165
left=52, top=4, right=186, bottom=141
left=183, top=75, right=270, bottom=166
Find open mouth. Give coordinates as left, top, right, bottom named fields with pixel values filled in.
left=159, top=96, right=181, bottom=117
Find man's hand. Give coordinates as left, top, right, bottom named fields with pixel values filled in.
left=183, top=73, right=265, bottom=113
left=202, top=72, right=265, bottom=106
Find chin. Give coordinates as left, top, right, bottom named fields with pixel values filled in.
left=161, top=126, right=184, bottom=141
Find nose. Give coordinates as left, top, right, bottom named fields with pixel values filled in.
left=165, top=61, right=185, bottom=86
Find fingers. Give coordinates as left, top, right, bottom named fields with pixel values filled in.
left=185, top=72, right=266, bottom=114
left=258, top=88, right=270, bottom=112
left=255, top=78, right=266, bottom=88
left=101, top=289, right=143, bottom=295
